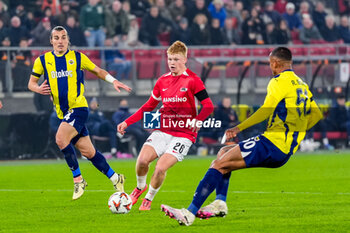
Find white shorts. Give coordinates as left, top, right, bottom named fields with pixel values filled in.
left=144, top=130, right=193, bottom=161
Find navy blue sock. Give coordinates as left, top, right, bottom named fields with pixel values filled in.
left=187, top=168, right=223, bottom=215
left=61, top=144, right=81, bottom=178
left=216, top=172, right=231, bottom=202
left=89, top=150, right=115, bottom=178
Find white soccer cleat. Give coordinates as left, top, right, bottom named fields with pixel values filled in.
left=72, top=179, right=87, bottom=200
left=196, top=199, right=228, bottom=219
left=112, top=174, right=125, bottom=192
left=161, top=204, right=195, bottom=226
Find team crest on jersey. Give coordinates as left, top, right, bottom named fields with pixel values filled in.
left=68, top=59, right=74, bottom=65
left=180, top=87, right=188, bottom=92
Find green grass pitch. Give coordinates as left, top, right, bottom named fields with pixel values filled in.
left=1, top=152, right=350, bottom=233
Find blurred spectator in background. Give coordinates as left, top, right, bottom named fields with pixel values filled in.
left=126, top=14, right=142, bottom=47
left=264, top=22, right=279, bottom=44
left=208, top=0, right=226, bottom=28
left=87, top=97, right=117, bottom=156
left=312, top=1, right=327, bottom=30
left=0, top=36, right=10, bottom=91
left=139, top=5, right=173, bottom=46
left=339, top=15, right=350, bottom=44
left=65, top=16, right=87, bottom=47
left=30, top=17, right=52, bottom=47
left=320, top=15, right=340, bottom=43
left=327, top=94, right=350, bottom=147
left=80, top=0, right=106, bottom=47
left=24, top=11, right=37, bottom=31
left=122, top=1, right=133, bottom=18
left=12, top=4, right=31, bottom=30
left=0, top=100, right=2, bottom=109
left=0, top=0, right=10, bottom=27
left=41, top=0, right=61, bottom=16
left=0, top=18, right=8, bottom=43
left=112, top=98, right=149, bottom=153
left=185, top=0, right=211, bottom=26
left=189, top=13, right=211, bottom=45
left=275, top=19, right=291, bottom=44
left=130, top=0, right=150, bottom=18
left=155, top=0, right=173, bottom=34
left=241, top=8, right=265, bottom=45
left=298, top=1, right=311, bottom=21
left=43, top=7, right=58, bottom=27
left=274, top=0, right=288, bottom=14
left=170, top=17, right=190, bottom=44
left=224, top=0, right=242, bottom=29
left=8, top=16, right=29, bottom=47
left=299, top=16, right=323, bottom=44
left=262, top=1, right=282, bottom=26
left=210, top=18, right=225, bottom=45
left=12, top=38, right=31, bottom=91
left=104, top=38, right=131, bottom=80
left=168, top=0, right=186, bottom=24
left=214, top=97, right=240, bottom=140
left=57, top=1, right=78, bottom=26
left=282, top=2, right=302, bottom=31
left=105, top=0, right=130, bottom=46
left=223, top=17, right=241, bottom=45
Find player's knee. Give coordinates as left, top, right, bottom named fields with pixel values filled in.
left=137, top=157, right=150, bottom=168
left=55, top=136, right=68, bottom=149
left=154, top=166, right=167, bottom=177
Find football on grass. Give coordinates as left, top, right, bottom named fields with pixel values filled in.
left=108, top=192, right=132, bottom=214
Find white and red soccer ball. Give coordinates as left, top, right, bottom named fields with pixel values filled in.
left=108, top=192, right=132, bottom=214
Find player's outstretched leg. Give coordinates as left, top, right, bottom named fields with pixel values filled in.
left=89, top=150, right=125, bottom=192
left=61, top=143, right=87, bottom=200
left=162, top=168, right=223, bottom=226
left=197, top=145, right=235, bottom=218
left=75, top=136, right=125, bottom=192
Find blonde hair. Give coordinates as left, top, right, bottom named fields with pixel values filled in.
left=167, top=40, right=187, bottom=57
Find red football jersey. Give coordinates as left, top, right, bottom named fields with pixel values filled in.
left=152, top=68, right=206, bottom=142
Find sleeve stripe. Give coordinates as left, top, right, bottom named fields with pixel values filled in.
left=151, top=92, right=162, bottom=101
left=194, top=89, right=209, bottom=102
left=31, top=72, right=41, bottom=78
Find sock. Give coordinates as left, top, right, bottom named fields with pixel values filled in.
left=216, top=172, right=231, bottom=202
left=144, top=185, right=160, bottom=201
left=137, top=175, right=147, bottom=190
left=89, top=150, right=115, bottom=178
left=187, top=168, right=223, bottom=215
left=323, top=138, right=329, bottom=146
left=61, top=144, right=81, bottom=178
left=109, top=172, right=120, bottom=184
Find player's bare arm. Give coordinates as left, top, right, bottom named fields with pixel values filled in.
left=90, top=66, right=132, bottom=93
left=28, top=77, right=51, bottom=95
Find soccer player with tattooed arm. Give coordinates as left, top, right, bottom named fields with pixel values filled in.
left=28, top=26, right=131, bottom=200
left=161, top=47, right=323, bottom=226
left=117, top=41, right=214, bottom=210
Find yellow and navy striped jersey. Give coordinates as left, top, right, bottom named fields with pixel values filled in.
left=32, top=50, right=96, bottom=119
left=263, top=69, right=313, bottom=155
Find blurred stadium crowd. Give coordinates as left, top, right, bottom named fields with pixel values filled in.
left=1, top=0, right=350, bottom=48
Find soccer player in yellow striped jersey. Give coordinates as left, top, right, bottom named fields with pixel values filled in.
left=161, top=47, right=324, bottom=226
left=28, top=26, right=131, bottom=200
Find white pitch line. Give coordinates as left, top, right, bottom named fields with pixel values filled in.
left=0, top=189, right=349, bottom=195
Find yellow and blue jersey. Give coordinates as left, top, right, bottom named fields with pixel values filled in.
left=32, top=50, right=96, bottom=119
left=263, top=69, right=312, bottom=155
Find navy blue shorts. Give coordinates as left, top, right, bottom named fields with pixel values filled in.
left=239, top=135, right=290, bottom=168
left=62, top=107, right=89, bottom=144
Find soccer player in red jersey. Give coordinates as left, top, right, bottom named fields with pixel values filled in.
left=117, top=41, right=214, bottom=210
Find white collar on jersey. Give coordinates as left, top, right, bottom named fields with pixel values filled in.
left=165, top=70, right=189, bottom=77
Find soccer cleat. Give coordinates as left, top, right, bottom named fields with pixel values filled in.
left=72, top=179, right=87, bottom=200
left=196, top=199, right=228, bottom=219
left=139, top=198, right=152, bottom=210
left=161, top=204, right=195, bottom=226
left=113, top=174, right=125, bottom=192
left=129, top=184, right=148, bottom=205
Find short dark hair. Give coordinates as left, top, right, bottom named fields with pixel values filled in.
left=270, top=47, right=292, bottom=61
